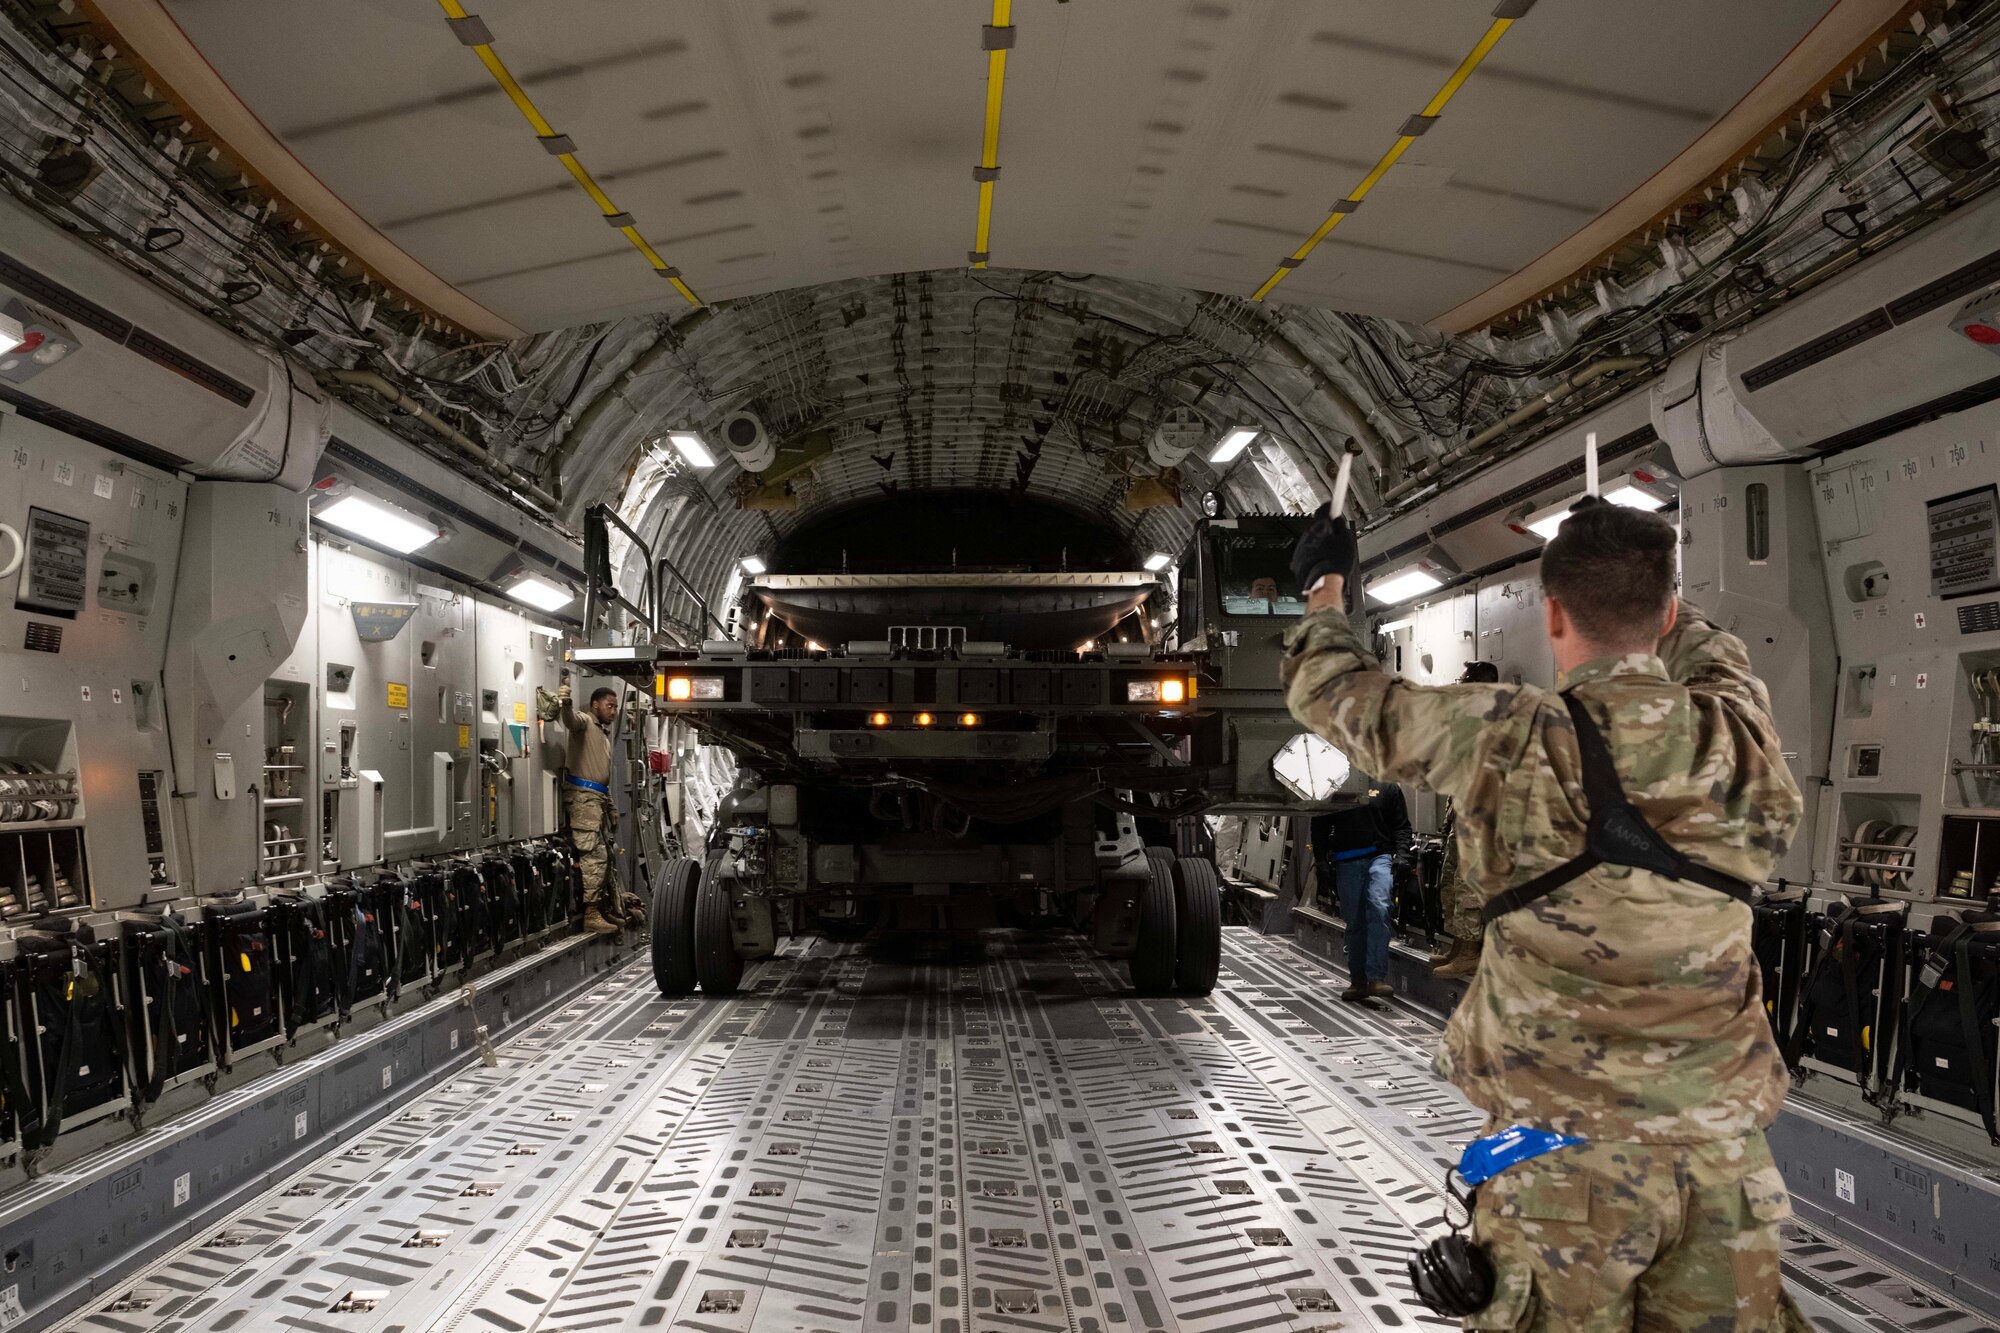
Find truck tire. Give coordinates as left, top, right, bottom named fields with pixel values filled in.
left=694, top=853, right=743, bottom=996
left=1172, top=856, right=1223, bottom=995
left=650, top=857, right=699, bottom=995
left=1129, top=856, right=1178, bottom=994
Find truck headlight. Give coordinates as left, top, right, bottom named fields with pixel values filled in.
left=1127, top=678, right=1187, bottom=704
left=664, top=676, right=724, bottom=701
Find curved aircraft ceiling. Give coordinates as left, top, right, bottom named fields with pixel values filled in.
left=117, top=0, right=1859, bottom=335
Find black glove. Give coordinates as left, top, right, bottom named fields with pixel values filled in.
left=1290, top=502, right=1358, bottom=597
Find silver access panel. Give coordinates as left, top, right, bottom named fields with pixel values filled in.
left=54, top=933, right=1996, bottom=1332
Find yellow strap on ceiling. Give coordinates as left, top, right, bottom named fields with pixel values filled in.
left=970, top=0, right=1014, bottom=270
left=1249, top=3, right=1530, bottom=303
left=435, top=0, right=703, bottom=307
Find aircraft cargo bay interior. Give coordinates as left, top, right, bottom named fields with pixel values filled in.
left=8, top=1, right=2000, bottom=1329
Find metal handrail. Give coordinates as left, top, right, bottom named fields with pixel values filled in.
left=656, top=553, right=729, bottom=637
left=582, top=503, right=659, bottom=644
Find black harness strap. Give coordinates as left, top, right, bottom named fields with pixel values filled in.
left=1840, top=918, right=1869, bottom=1092
left=1891, top=918, right=1960, bottom=1099
left=1480, top=692, right=1757, bottom=926
left=1787, top=904, right=1849, bottom=1069
left=30, top=945, right=88, bottom=1151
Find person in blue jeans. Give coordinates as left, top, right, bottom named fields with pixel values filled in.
left=1310, top=781, right=1412, bottom=1001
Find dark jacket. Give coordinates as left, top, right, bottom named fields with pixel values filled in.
left=1310, top=785, right=1412, bottom=866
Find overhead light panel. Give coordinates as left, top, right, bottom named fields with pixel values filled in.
left=1508, top=470, right=1676, bottom=542
left=1364, top=555, right=1452, bottom=606
left=506, top=574, right=574, bottom=613
left=1512, top=497, right=1575, bottom=542
left=0, top=311, right=23, bottom=356
left=1208, top=427, right=1260, bottom=464
left=1601, top=469, right=1674, bottom=512
left=740, top=555, right=767, bottom=574
left=1143, top=552, right=1172, bottom=572
left=317, top=493, right=438, bottom=554
left=664, top=430, right=716, bottom=469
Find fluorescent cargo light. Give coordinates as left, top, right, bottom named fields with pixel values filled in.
left=1510, top=470, right=1676, bottom=542
left=1143, top=552, right=1172, bottom=572
left=0, top=311, right=23, bottom=356
left=1365, top=562, right=1447, bottom=605
left=1365, top=568, right=1444, bottom=604
left=664, top=430, right=716, bottom=469
left=1602, top=469, right=1673, bottom=512
left=1521, top=503, right=1572, bottom=542
left=740, top=555, right=767, bottom=574
left=507, top=574, right=573, bottom=612
left=1208, top=427, right=1260, bottom=463
left=317, top=494, right=438, bottom=553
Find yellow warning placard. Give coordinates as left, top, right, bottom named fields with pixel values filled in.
left=513, top=700, right=528, bottom=722
left=387, top=681, right=409, bottom=710
left=458, top=724, right=471, bottom=750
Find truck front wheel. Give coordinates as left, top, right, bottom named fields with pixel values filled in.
left=1172, top=857, right=1222, bottom=995
left=1129, top=856, right=1178, bottom=994
left=695, top=853, right=744, bottom=996
left=650, top=857, right=700, bottom=995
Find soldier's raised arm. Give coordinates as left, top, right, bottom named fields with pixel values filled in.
left=557, top=679, right=588, bottom=734
left=1281, top=607, right=1533, bottom=801
left=1280, top=505, right=1536, bottom=802
left=1657, top=596, right=1783, bottom=741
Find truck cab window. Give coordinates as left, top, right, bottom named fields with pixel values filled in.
left=1214, top=528, right=1306, bottom=617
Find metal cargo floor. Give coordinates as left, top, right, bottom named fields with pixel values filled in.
left=58, top=931, right=1998, bottom=1333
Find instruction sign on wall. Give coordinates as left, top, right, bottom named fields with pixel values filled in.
left=387, top=681, right=410, bottom=710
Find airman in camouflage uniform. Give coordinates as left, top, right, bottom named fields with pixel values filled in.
left=1284, top=499, right=1807, bottom=1330
left=1430, top=802, right=1481, bottom=965
left=1432, top=662, right=1497, bottom=979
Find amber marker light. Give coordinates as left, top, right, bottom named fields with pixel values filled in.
left=915, top=712, right=935, bottom=727
left=666, top=676, right=694, bottom=701
left=959, top=712, right=980, bottom=727
left=869, top=712, right=891, bottom=727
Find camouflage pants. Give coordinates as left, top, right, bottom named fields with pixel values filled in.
left=1468, top=1132, right=1810, bottom=1332
left=1440, top=834, right=1483, bottom=943
left=565, top=788, right=619, bottom=913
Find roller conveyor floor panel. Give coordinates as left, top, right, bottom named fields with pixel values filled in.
left=57, top=931, right=1999, bottom=1333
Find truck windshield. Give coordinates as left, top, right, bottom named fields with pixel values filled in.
left=1214, top=527, right=1306, bottom=617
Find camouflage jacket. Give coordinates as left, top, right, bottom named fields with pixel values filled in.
left=1282, top=599, right=1801, bottom=1143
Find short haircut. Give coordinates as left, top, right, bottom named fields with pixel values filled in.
left=1541, top=501, right=1677, bottom=646
left=590, top=686, right=618, bottom=705
left=1459, top=660, right=1499, bottom=684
